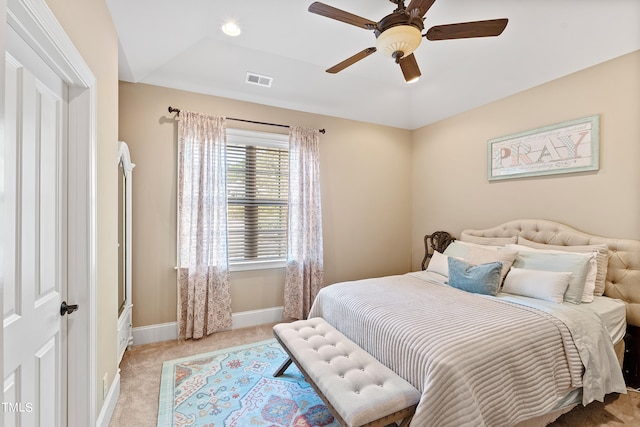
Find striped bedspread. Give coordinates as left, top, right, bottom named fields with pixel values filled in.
left=308, top=272, right=626, bottom=427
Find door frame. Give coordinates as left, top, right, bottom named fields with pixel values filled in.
left=2, top=0, right=97, bottom=425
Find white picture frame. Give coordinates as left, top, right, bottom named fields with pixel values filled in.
left=488, top=114, right=600, bottom=181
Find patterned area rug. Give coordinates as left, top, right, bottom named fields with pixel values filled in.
left=158, top=339, right=339, bottom=427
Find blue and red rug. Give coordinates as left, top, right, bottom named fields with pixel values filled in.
left=158, top=339, right=339, bottom=427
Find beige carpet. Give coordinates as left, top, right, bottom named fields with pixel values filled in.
left=109, top=323, right=640, bottom=427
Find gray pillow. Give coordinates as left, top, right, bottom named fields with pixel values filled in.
left=448, top=258, right=503, bottom=296
left=516, top=237, right=609, bottom=296
left=511, top=251, right=591, bottom=304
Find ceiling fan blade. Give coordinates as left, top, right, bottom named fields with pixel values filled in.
left=406, top=0, right=437, bottom=18
left=326, top=47, right=377, bottom=74
left=426, top=18, right=509, bottom=40
left=398, top=53, right=421, bottom=83
left=309, top=2, right=377, bottom=29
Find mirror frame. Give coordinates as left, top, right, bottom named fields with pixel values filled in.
left=117, top=141, right=135, bottom=359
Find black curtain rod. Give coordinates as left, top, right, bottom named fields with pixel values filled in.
left=168, top=106, right=325, bottom=134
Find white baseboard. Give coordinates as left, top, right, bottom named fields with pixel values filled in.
left=132, top=306, right=284, bottom=346
left=96, top=371, right=120, bottom=427
left=132, top=321, right=178, bottom=346
left=232, top=306, right=284, bottom=329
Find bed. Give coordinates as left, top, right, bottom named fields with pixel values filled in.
left=308, top=219, right=639, bottom=427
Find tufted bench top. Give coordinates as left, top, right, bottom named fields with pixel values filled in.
left=273, top=317, right=420, bottom=427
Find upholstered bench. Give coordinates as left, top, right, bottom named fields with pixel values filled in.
left=273, top=318, right=420, bottom=427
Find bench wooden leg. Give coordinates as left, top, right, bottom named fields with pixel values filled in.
left=397, top=415, right=413, bottom=427
left=273, top=357, right=292, bottom=377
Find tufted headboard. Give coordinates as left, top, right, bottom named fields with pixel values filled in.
left=461, top=219, right=640, bottom=327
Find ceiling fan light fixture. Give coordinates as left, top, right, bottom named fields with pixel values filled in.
left=375, top=25, right=422, bottom=58
left=221, top=21, right=241, bottom=37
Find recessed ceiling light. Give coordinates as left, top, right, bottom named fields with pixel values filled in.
left=221, top=21, right=241, bottom=37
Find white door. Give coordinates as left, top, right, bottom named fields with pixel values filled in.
left=3, top=23, right=69, bottom=427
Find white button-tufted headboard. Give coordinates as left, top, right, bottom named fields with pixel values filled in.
left=461, top=219, right=640, bottom=327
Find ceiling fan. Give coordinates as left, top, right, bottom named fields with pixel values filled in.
left=309, top=0, right=508, bottom=83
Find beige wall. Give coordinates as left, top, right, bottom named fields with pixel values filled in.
left=122, top=51, right=640, bottom=327
left=118, top=82, right=413, bottom=327
left=411, top=50, right=640, bottom=269
left=45, top=0, right=119, bottom=416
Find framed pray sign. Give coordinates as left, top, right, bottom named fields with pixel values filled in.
left=488, top=114, right=599, bottom=181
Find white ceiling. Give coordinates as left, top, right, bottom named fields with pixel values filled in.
left=108, top=0, right=640, bottom=130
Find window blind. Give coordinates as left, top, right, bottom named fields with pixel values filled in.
left=226, top=129, right=289, bottom=264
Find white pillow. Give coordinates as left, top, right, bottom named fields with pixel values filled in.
left=426, top=250, right=450, bottom=277
left=464, top=245, right=519, bottom=285
left=516, top=237, right=608, bottom=297
left=503, top=268, right=572, bottom=303
left=508, top=247, right=592, bottom=304
left=444, top=241, right=502, bottom=258
left=506, top=244, right=596, bottom=303
left=443, top=241, right=503, bottom=265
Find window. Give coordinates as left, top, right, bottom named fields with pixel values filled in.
left=226, top=129, right=289, bottom=269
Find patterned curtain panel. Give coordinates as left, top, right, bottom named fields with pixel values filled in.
left=177, top=111, right=232, bottom=339
left=284, top=127, right=324, bottom=319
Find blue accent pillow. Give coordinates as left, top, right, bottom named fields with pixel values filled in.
left=447, top=257, right=503, bottom=296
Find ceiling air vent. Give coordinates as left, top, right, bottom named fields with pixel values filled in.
left=245, top=72, right=273, bottom=88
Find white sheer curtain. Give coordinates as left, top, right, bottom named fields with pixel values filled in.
left=177, top=111, right=232, bottom=339
left=284, top=127, right=324, bottom=319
